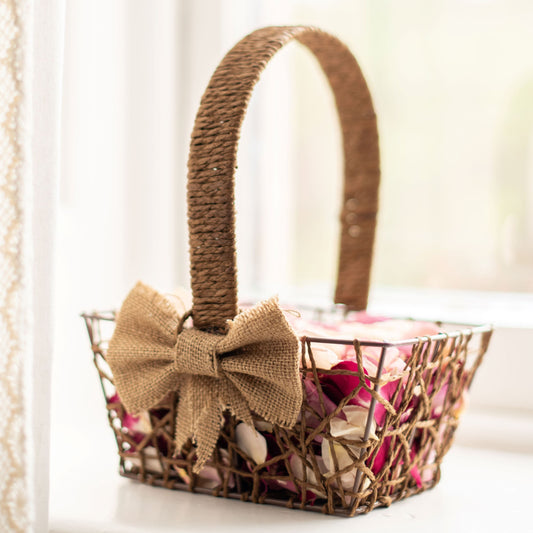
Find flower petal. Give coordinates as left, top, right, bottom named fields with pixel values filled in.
left=289, top=454, right=327, bottom=498
left=303, top=379, right=337, bottom=430
left=235, top=423, right=267, bottom=464
left=321, top=438, right=363, bottom=491
left=320, top=360, right=372, bottom=407
left=303, top=344, right=339, bottom=370
left=330, top=405, right=377, bottom=441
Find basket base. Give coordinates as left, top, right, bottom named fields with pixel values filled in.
left=119, top=467, right=435, bottom=517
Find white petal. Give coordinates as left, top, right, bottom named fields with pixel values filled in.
left=321, top=439, right=360, bottom=490
left=302, top=344, right=339, bottom=369
left=254, top=420, right=273, bottom=432
left=329, top=406, right=377, bottom=441
left=289, top=455, right=326, bottom=498
left=136, top=411, right=153, bottom=434
left=289, top=454, right=307, bottom=481
left=321, top=438, right=356, bottom=473
left=128, top=452, right=163, bottom=474
left=235, top=423, right=267, bottom=464
left=196, top=465, right=222, bottom=489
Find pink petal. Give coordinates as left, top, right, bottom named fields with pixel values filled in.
left=410, top=465, right=423, bottom=488
left=370, top=437, right=390, bottom=474
left=107, top=393, right=120, bottom=404
left=303, top=379, right=337, bottom=425
left=321, top=360, right=372, bottom=406
left=346, top=312, right=390, bottom=324
left=409, top=446, right=423, bottom=488
left=122, top=412, right=140, bottom=430
left=320, top=361, right=399, bottom=428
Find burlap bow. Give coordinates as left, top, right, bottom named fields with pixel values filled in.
left=106, top=282, right=302, bottom=473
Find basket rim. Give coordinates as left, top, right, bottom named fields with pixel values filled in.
left=80, top=309, right=493, bottom=348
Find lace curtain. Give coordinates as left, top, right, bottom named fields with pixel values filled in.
left=0, top=1, right=33, bottom=529
left=0, top=1, right=64, bottom=531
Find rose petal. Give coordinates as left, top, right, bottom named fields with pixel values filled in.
left=254, top=420, right=273, bottom=432
left=410, top=464, right=423, bottom=488
left=122, top=410, right=152, bottom=434
left=303, top=379, right=338, bottom=430
left=321, top=360, right=372, bottom=407
left=235, top=423, right=267, bottom=465
left=302, top=344, right=339, bottom=370
left=289, top=454, right=327, bottom=498
left=175, top=449, right=234, bottom=489
left=321, top=438, right=362, bottom=491
left=330, top=405, right=377, bottom=441
left=369, top=436, right=390, bottom=474
left=346, top=312, right=389, bottom=324
left=126, top=449, right=163, bottom=474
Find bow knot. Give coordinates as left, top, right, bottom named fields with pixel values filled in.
left=174, top=329, right=220, bottom=378
left=106, top=282, right=302, bottom=473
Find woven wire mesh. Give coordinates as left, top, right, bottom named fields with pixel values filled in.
left=82, top=310, right=492, bottom=517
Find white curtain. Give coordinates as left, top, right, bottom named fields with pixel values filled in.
left=0, top=0, right=64, bottom=531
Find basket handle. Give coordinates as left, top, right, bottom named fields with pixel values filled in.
left=187, top=26, right=380, bottom=331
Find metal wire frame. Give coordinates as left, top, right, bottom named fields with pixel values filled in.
left=81, top=309, right=492, bottom=517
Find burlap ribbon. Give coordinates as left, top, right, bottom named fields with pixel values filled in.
left=106, top=282, right=302, bottom=473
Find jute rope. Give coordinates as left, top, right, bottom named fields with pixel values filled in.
left=187, top=26, right=380, bottom=331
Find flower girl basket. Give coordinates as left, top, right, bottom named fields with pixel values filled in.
left=82, top=26, right=492, bottom=517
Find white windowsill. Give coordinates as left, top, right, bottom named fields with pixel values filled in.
left=454, top=408, right=533, bottom=455
left=252, top=285, right=533, bottom=329
left=49, top=411, right=533, bottom=533
left=244, top=285, right=533, bottom=331
left=368, top=286, right=533, bottom=329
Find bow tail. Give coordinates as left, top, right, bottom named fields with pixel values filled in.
left=174, top=378, right=256, bottom=474
left=193, top=402, right=224, bottom=473
left=191, top=382, right=254, bottom=472
left=174, top=375, right=224, bottom=474
left=219, top=379, right=253, bottom=426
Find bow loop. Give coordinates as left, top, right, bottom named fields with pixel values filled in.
left=106, top=282, right=302, bottom=474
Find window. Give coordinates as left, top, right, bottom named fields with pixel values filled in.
left=219, top=1, right=533, bottom=298
left=55, top=0, right=533, bottom=467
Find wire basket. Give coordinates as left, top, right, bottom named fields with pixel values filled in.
left=82, top=308, right=491, bottom=516
left=82, top=26, right=493, bottom=517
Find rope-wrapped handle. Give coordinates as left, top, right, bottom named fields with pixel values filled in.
left=187, top=26, right=380, bottom=331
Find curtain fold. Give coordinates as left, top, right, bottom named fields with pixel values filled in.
left=32, top=1, right=65, bottom=532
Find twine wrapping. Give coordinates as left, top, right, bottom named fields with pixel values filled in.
left=106, top=282, right=302, bottom=472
